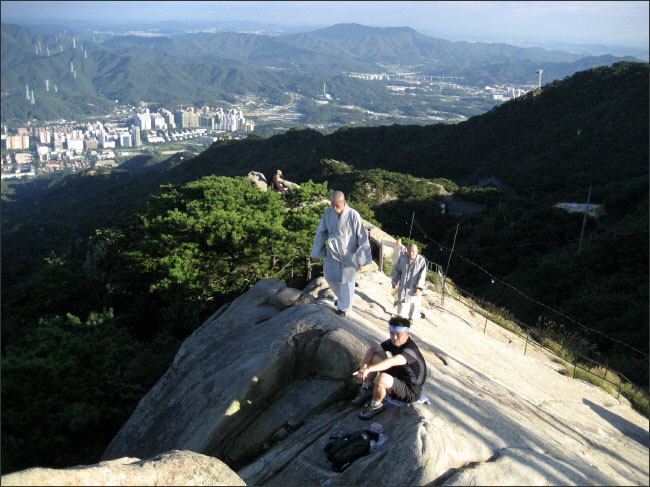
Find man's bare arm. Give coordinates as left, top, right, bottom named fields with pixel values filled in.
left=360, top=354, right=407, bottom=381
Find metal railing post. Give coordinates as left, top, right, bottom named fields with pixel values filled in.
left=524, top=328, right=529, bottom=355
left=572, top=361, right=577, bottom=378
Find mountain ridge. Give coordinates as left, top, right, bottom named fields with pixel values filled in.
left=1, top=22, right=641, bottom=123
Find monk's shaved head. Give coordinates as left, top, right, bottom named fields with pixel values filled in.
left=407, top=243, right=419, bottom=260
left=330, top=191, right=346, bottom=215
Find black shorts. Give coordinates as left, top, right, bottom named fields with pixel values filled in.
left=387, top=375, right=420, bottom=403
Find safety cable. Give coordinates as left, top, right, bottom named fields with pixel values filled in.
left=412, top=218, right=649, bottom=358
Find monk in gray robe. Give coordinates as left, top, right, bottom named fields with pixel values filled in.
left=391, top=237, right=406, bottom=268
left=392, top=243, right=427, bottom=322
left=311, top=191, right=372, bottom=317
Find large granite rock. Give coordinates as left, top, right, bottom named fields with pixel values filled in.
left=247, top=171, right=268, bottom=191
left=1, top=450, right=244, bottom=486
left=103, top=278, right=367, bottom=466
left=99, top=271, right=648, bottom=486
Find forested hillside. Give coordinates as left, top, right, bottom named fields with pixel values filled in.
left=1, top=21, right=639, bottom=123
left=2, top=61, right=647, bottom=475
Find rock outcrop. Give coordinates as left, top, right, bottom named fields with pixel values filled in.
left=100, top=270, right=648, bottom=485
left=247, top=171, right=268, bottom=191
left=14, top=269, right=647, bottom=485
left=102, top=278, right=368, bottom=469
left=1, top=450, right=244, bottom=486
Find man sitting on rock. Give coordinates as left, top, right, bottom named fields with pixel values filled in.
left=351, top=317, right=427, bottom=420
left=271, top=170, right=289, bottom=192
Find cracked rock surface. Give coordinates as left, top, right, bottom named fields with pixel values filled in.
left=10, top=270, right=646, bottom=486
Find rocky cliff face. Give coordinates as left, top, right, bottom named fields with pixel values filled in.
left=5, top=269, right=649, bottom=486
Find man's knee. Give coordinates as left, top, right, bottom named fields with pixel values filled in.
left=376, top=372, right=393, bottom=390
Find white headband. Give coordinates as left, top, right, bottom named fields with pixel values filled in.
left=389, top=325, right=410, bottom=333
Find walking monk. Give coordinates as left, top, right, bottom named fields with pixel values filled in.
left=311, top=191, right=372, bottom=317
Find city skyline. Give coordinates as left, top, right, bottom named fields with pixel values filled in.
left=2, top=1, right=648, bottom=50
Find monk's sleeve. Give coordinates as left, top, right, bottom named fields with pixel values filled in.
left=416, top=258, right=427, bottom=290
left=353, top=214, right=372, bottom=266
left=311, top=215, right=328, bottom=259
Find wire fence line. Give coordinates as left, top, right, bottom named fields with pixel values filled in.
left=429, top=273, right=649, bottom=415
left=411, top=217, right=648, bottom=358
left=323, top=228, right=647, bottom=415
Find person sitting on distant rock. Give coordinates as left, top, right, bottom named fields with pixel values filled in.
left=271, top=170, right=289, bottom=192
left=351, top=316, right=427, bottom=420
left=392, top=243, right=427, bottom=323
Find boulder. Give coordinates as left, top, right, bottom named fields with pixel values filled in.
left=267, top=287, right=304, bottom=308
left=102, top=278, right=365, bottom=468
left=1, top=450, right=244, bottom=486
left=247, top=171, right=268, bottom=191
left=313, top=328, right=367, bottom=379
left=301, top=277, right=335, bottom=302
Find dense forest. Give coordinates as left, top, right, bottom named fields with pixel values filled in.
left=1, top=61, right=647, bottom=474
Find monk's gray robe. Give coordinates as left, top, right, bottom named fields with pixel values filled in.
left=311, top=204, right=372, bottom=283
left=392, top=253, right=427, bottom=305
left=391, top=243, right=406, bottom=267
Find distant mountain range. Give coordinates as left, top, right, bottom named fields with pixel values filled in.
left=1, top=22, right=642, bottom=124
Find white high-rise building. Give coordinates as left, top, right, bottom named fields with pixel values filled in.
left=119, top=133, right=132, bottom=147
left=38, top=130, right=51, bottom=144
left=135, top=113, right=152, bottom=130
left=151, top=115, right=166, bottom=130
left=131, top=126, right=141, bottom=147
left=66, top=137, right=84, bottom=152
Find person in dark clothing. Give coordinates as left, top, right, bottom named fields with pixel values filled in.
left=271, top=170, right=289, bottom=192
left=351, top=316, right=427, bottom=420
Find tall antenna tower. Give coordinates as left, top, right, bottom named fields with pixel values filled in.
left=31, top=90, right=35, bottom=104
left=536, top=69, right=543, bottom=89
left=72, top=37, right=76, bottom=49
left=45, top=79, right=50, bottom=92
left=26, top=84, right=30, bottom=100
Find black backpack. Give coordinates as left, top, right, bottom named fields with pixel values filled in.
left=324, top=430, right=379, bottom=472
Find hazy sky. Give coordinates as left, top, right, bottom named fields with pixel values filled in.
left=2, top=1, right=648, bottom=48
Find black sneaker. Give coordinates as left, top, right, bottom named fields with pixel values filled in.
left=350, top=387, right=373, bottom=406
left=358, top=403, right=386, bottom=420
left=336, top=310, right=346, bottom=317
